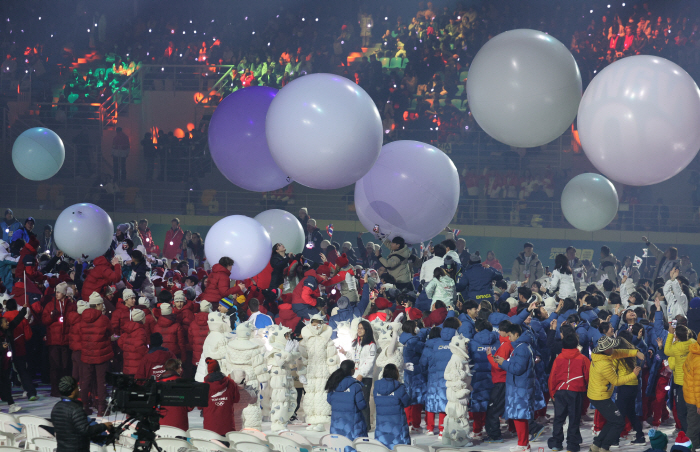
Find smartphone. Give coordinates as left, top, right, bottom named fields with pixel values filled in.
left=361, top=270, right=366, bottom=277
left=672, top=320, right=677, bottom=328
left=370, top=289, right=378, bottom=298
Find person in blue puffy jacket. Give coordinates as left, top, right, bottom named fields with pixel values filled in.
left=326, top=359, right=367, bottom=441
left=468, top=318, right=500, bottom=438
left=373, top=364, right=411, bottom=449
left=456, top=299, right=478, bottom=339
left=399, top=320, right=427, bottom=432
left=491, top=323, right=537, bottom=452
left=455, top=252, right=503, bottom=305
left=329, top=284, right=371, bottom=339
left=488, top=301, right=512, bottom=331
left=419, top=316, right=461, bottom=438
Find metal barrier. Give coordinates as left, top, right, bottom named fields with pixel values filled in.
left=139, top=65, right=235, bottom=92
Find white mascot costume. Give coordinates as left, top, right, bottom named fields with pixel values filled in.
left=443, top=333, right=473, bottom=447
left=226, top=322, right=269, bottom=430
left=195, top=312, right=232, bottom=382
left=375, top=321, right=404, bottom=380
left=265, top=325, right=300, bottom=432
left=299, top=313, right=339, bottom=432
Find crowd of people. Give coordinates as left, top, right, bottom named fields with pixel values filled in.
left=0, top=205, right=700, bottom=451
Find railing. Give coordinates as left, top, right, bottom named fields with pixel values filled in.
left=100, top=70, right=141, bottom=129
left=139, top=65, right=235, bottom=92
left=0, top=182, right=696, bottom=233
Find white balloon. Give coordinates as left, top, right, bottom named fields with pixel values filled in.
left=354, top=141, right=460, bottom=244
left=577, top=55, right=700, bottom=186
left=204, top=215, right=272, bottom=280
left=12, top=127, right=65, bottom=180
left=467, top=29, right=582, bottom=148
left=254, top=209, right=305, bottom=255
left=561, top=173, right=619, bottom=232
left=54, top=203, right=114, bottom=260
left=266, top=73, right=383, bottom=189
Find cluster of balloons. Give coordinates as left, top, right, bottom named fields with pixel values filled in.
left=12, top=127, right=65, bottom=181
left=205, top=209, right=304, bottom=279
left=54, top=203, right=114, bottom=260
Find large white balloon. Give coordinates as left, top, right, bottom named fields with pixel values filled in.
left=54, top=203, right=114, bottom=260
left=354, top=141, right=460, bottom=244
left=254, top=209, right=305, bottom=255
left=12, top=127, right=65, bottom=180
left=204, top=215, right=272, bottom=280
left=577, top=55, right=700, bottom=186
left=467, top=29, right=582, bottom=148
left=266, top=73, right=383, bottom=189
left=561, top=173, right=619, bottom=232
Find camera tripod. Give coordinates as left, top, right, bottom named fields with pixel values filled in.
left=106, top=414, right=163, bottom=452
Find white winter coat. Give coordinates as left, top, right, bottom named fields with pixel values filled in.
left=425, top=275, right=456, bottom=307
left=347, top=342, right=377, bottom=378
left=420, top=255, right=444, bottom=284
left=548, top=269, right=577, bottom=300
left=299, top=324, right=339, bottom=425
left=664, top=279, right=688, bottom=319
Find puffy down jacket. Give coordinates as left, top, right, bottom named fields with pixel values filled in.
left=67, top=311, right=82, bottom=351
left=118, top=321, right=148, bottom=376
left=419, top=326, right=457, bottom=413
left=327, top=376, right=367, bottom=441
left=373, top=378, right=411, bottom=449
left=468, top=329, right=500, bottom=412
left=79, top=308, right=114, bottom=364
left=154, top=314, right=186, bottom=358
left=500, top=334, right=536, bottom=420
left=173, top=302, right=195, bottom=350
left=81, top=256, right=122, bottom=301
left=400, top=332, right=427, bottom=406
left=199, top=264, right=242, bottom=303
left=188, top=312, right=209, bottom=365
left=42, top=297, right=75, bottom=346
left=135, top=347, right=176, bottom=380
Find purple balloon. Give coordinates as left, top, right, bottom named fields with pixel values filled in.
left=208, top=86, right=292, bottom=192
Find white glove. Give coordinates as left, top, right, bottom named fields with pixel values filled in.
left=459, top=398, right=469, bottom=406
left=299, top=375, right=308, bottom=385
left=403, top=362, right=415, bottom=371
left=285, top=340, right=298, bottom=352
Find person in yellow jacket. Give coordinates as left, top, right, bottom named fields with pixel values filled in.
left=683, top=340, right=700, bottom=448
left=588, top=336, right=643, bottom=452
left=664, top=323, right=696, bottom=433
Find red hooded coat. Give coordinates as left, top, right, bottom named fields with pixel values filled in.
left=200, top=374, right=240, bottom=435
left=188, top=312, right=209, bottom=365
left=42, top=296, right=75, bottom=346
left=81, top=256, right=122, bottom=301
left=199, top=264, right=242, bottom=303
left=154, top=315, right=186, bottom=358
left=79, top=308, right=114, bottom=364
left=117, top=321, right=148, bottom=376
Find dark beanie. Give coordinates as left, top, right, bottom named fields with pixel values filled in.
left=150, top=332, right=163, bottom=348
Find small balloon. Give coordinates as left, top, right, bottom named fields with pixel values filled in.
left=54, top=203, right=114, bottom=260
left=354, top=141, right=460, bottom=244
left=254, top=209, right=305, bottom=255
left=577, top=55, right=700, bottom=186
left=12, top=127, right=65, bottom=180
left=204, top=215, right=272, bottom=280
left=561, top=173, right=619, bottom=232
left=208, top=86, right=291, bottom=192
left=467, top=29, right=582, bottom=148
left=266, top=73, right=383, bottom=189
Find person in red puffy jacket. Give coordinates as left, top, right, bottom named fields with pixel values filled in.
left=153, top=304, right=186, bottom=359
left=81, top=256, right=122, bottom=301
left=136, top=219, right=159, bottom=255
left=276, top=303, right=301, bottom=330
left=42, top=282, right=76, bottom=397
left=136, top=333, right=176, bottom=380
left=173, top=291, right=195, bottom=376
left=199, top=257, right=244, bottom=305
left=200, top=358, right=240, bottom=435
left=79, top=294, right=114, bottom=415
left=117, top=311, right=148, bottom=376
left=423, top=300, right=448, bottom=327
left=163, top=219, right=184, bottom=262
left=157, top=358, right=193, bottom=430
left=68, top=301, right=89, bottom=381
left=291, top=266, right=330, bottom=320
left=3, top=298, right=37, bottom=401
left=111, top=289, right=139, bottom=336
left=188, top=301, right=211, bottom=366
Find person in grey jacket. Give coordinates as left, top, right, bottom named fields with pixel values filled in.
left=51, top=376, right=112, bottom=452
left=511, top=242, right=544, bottom=282
left=377, top=236, right=412, bottom=290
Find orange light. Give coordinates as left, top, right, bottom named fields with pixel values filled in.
left=151, top=126, right=159, bottom=144
left=186, top=123, right=195, bottom=132
left=173, top=128, right=185, bottom=139
left=193, top=92, right=204, bottom=103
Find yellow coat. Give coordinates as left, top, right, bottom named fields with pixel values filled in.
left=664, top=333, right=695, bottom=386
left=587, top=349, right=639, bottom=401
left=683, top=341, right=700, bottom=406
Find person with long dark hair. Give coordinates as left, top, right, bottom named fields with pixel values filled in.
left=373, top=364, right=411, bottom=449
left=326, top=359, right=367, bottom=440
left=549, top=254, right=576, bottom=300
left=269, top=243, right=293, bottom=290
left=345, top=320, right=376, bottom=430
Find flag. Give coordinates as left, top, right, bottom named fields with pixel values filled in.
left=633, top=256, right=643, bottom=268
left=420, top=242, right=425, bottom=255
left=326, top=224, right=333, bottom=238
left=453, top=229, right=460, bottom=238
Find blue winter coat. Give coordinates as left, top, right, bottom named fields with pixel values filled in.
left=549, top=308, right=578, bottom=334
left=419, top=327, right=457, bottom=413
left=0, top=219, right=20, bottom=243
left=579, top=308, right=599, bottom=325
left=0, top=260, right=16, bottom=292
left=468, top=329, right=500, bottom=412
left=373, top=378, right=411, bottom=449
left=576, top=320, right=591, bottom=358
left=400, top=332, right=427, bottom=406
left=329, top=285, right=371, bottom=339
left=456, top=313, right=475, bottom=339
left=328, top=376, right=367, bottom=441
left=500, top=334, right=537, bottom=420
left=10, top=227, right=29, bottom=244
left=488, top=312, right=510, bottom=330
left=455, top=262, right=503, bottom=304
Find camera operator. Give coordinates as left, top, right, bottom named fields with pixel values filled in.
left=51, top=376, right=113, bottom=452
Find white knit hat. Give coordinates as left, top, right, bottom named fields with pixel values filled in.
left=77, top=300, right=89, bottom=314
left=160, top=303, right=172, bottom=316
left=55, top=282, right=68, bottom=295
left=88, top=292, right=103, bottom=306
left=200, top=300, right=212, bottom=313
left=138, top=297, right=150, bottom=306
left=131, top=309, right=146, bottom=323
left=173, top=290, right=186, bottom=302
left=122, top=289, right=136, bottom=301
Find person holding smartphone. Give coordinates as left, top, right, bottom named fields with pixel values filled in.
left=664, top=322, right=696, bottom=432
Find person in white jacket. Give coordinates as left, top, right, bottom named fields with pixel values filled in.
left=264, top=325, right=299, bottom=432
left=420, top=244, right=446, bottom=284
left=664, top=267, right=689, bottom=319
left=342, top=319, right=377, bottom=430
left=443, top=333, right=473, bottom=447
left=548, top=254, right=577, bottom=300
left=425, top=267, right=456, bottom=308
left=299, top=313, right=339, bottom=432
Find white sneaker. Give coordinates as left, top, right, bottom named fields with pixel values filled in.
left=510, top=445, right=531, bottom=452
left=312, top=424, right=325, bottom=432
left=470, top=431, right=487, bottom=439
left=8, top=404, right=20, bottom=414
left=438, top=433, right=443, bottom=441
left=305, top=425, right=315, bottom=431
left=426, top=431, right=436, bottom=436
